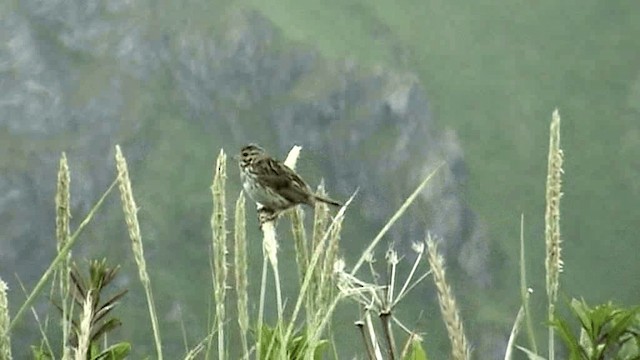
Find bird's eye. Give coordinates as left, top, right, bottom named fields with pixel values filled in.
left=242, top=152, right=249, bottom=157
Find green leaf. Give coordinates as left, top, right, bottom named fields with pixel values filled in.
left=516, top=345, right=547, bottom=360
left=569, top=299, right=594, bottom=338
left=604, top=307, right=640, bottom=350
left=30, top=345, right=53, bottom=360
left=91, top=342, right=131, bottom=360
left=258, top=324, right=280, bottom=359
left=313, top=340, right=329, bottom=360
left=557, top=299, right=640, bottom=359
left=90, top=342, right=101, bottom=358
left=93, top=288, right=128, bottom=324
left=618, top=334, right=640, bottom=360
left=550, top=317, right=585, bottom=359
left=403, top=338, right=428, bottom=360
left=90, top=317, right=123, bottom=343
left=257, top=323, right=328, bottom=360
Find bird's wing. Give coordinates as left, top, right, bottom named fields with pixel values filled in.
left=254, top=157, right=313, bottom=205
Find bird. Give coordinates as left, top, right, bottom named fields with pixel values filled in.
left=237, top=144, right=341, bottom=219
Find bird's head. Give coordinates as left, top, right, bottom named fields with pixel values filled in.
left=237, top=143, right=266, bottom=168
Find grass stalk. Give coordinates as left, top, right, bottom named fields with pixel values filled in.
left=0, top=279, right=11, bottom=360
left=291, top=206, right=308, bottom=283
left=520, top=214, right=537, bottom=352
left=319, top=204, right=339, bottom=308
left=355, top=320, right=375, bottom=360
left=261, top=221, right=285, bottom=360
left=256, top=255, right=268, bottom=358
left=74, top=291, right=93, bottom=360
left=208, top=149, right=229, bottom=360
left=55, top=152, right=73, bottom=359
left=394, top=242, right=426, bottom=305
left=290, top=206, right=314, bottom=324
left=115, top=145, right=163, bottom=360
left=380, top=311, right=396, bottom=359
left=545, top=110, right=564, bottom=360
left=426, top=235, right=470, bottom=360
left=364, top=311, right=384, bottom=360
left=504, top=299, right=528, bottom=360
left=55, top=152, right=71, bottom=253
left=234, top=192, right=249, bottom=358
left=282, top=193, right=355, bottom=347
left=381, top=251, right=399, bottom=359
left=320, top=224, right=341, bottom=304
left=16, top=278, right=54, bottom=358
left=263, top=221, right=284, bottom=322
left=184, top=333, right=214, bottom=360
left=311, top=184, right=330, bottom=306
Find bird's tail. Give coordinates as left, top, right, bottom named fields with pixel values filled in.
left=313, top=194, right=342, bottom=207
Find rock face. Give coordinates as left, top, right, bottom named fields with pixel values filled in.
left=0, top=2, right=490, bottom=356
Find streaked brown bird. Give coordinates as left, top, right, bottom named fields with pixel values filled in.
left=237, top=144, right=341, bottom=217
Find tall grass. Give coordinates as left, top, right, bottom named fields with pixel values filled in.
left=519, top=214, right=537, bottom=354
left=115, top=145, right=164, bottom=360
left=426, top=236, right=471, bottom=360
left=208, top=150, right=229, bottom=360
left=544, top=109, right=564, bottom=360
left=0, top=279, right=11, bottom=360
left=55, top=152, right=73, bottom=360
left=510, top=110, right=565, bottom=360
left=73, top=292, right=93, bottom=360
left=2, top=110, right=587, bottom=359
left=1, top=144, right=443, bottom=359
left=234, top=192, right=250, bottom=358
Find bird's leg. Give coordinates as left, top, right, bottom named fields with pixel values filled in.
left=257, top=204, right=278, bottom=226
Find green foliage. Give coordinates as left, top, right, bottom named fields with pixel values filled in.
left=258, top=324, right=328, bottom=360
left=90, top=342, right=131, bottom=360
left=402, top=338, right=428, bottom=360
left=550, top=299, right=640, bottom=360
left=30, top=345, right=53, bottom=360
left=29, top=260, right=131, bottom=360
left=66, top=260, right=128, bottom=347
left=48, top=259, right=130, bottom=360
left=517, top=346, right=548, bottom=360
